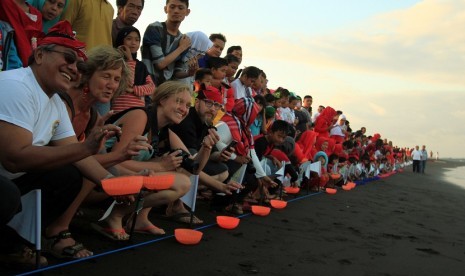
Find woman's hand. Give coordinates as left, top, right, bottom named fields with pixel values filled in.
left=119, top=135, right=152, bottom=160
left=235, top=155, right=251, bottom=164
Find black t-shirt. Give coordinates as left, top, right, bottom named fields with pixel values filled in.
left=169, top=107, right=210, bottom=151
left=254, top=135, right=274, bottom=160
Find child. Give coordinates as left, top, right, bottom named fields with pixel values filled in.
left=314, top=151, right=329, bottom=191
left=112, top=26, right=155, bottom=112
left=250, top=94, right=266, bottom=136
left=208, top=57, right=234, bottom=124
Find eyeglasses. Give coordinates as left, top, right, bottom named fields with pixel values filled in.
left=201, top=99, right=223, bottom=110
left=46, top=49, right=78, bottom=65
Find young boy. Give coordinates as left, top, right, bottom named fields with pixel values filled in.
left=231, top=66, right=261, bottom=100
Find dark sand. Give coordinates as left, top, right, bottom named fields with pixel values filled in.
left=4, top=160, right=465, bottom=276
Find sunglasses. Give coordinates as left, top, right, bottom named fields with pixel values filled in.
left=46, top=49, right=78, bottom=65
left=201, top=99, right=223, bottom=110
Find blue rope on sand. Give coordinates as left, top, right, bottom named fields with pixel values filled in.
left=16, top=176, right=383, bottom=276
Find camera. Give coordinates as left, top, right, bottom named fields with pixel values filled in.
left=171, top=149, right=198, bottom=174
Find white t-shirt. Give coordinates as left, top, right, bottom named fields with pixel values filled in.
left=411, top=150, right=421, bottom=161
left=0, top=67, right=75, bottom=179
left=330, top=124, right=345, bottom=137
left=231, top=78, right=252, bottom=100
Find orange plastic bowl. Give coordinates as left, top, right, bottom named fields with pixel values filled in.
left=216, top=216, right=240, bottom=229
left=174, top=228, right=203, bottom=245
left=284, top=186, right=300, bottom=194
left=143, top=174, right=175, bottom=190
left=270, top=199, right=287, bottom=209
left=346, top=182, right=356, bottom=189
left=325, top=188, right=337, bottom=194
left=330, top=173, right=341, bottom=180
left=251, top=205, right=271, bottom=216
left=342, top=185, right=351, bottom=191
left=101, top=176, right=143, bottom=196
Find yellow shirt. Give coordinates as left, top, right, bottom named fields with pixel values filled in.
left=61, top=0, right=114, bottom=50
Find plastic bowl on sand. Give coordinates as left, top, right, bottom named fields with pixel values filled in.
left=216, top=216, right=240, bottom=229
left=346, top=182, right=356, bottom=189
left=143, top=174, right=175, bottom=190
left=251, top=205, right=271, bottom=216
left=284, top=186, right=300, bottom=194
left=174, top=228, right=203, bottom=245
left=270, top=199, right=287, bottom=209
left=101, top=176, right=143, bottom=196
left=330, top=173, right=341, bottom=180
left=342, top=185, right=352, bottom=191
left=325, top=187, right=337, bottom=194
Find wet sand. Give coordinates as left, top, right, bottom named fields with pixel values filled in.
left=5, top=159, right=465, bottom=276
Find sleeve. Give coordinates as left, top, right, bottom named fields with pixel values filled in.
left=126, top=60, right=136, bottom=88
left=143, top=24, right=164, bottom=63
left=132, top=75, right=156, bottom=97
left=0, top=80, right=37, bottom=132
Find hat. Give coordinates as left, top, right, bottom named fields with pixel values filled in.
left=196, top=85, right=222, bottom=104
left=38, top=20, right=87, bottom=59
left=265, top=106, right=276, bottom=118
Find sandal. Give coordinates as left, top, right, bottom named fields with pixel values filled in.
left=91, top=222, right=130, bottom=241
left=0, top=246, right=48, bottom=269
left=44, top=230, right=93, bottom=259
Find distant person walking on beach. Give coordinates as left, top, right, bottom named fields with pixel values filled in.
left=411, top=145, right=421, bottom=173
left=430, top=150, right=433, bottom=159
left=420, top=145, right=428, bottom=174
left=436, top=151, right=439, bottom=161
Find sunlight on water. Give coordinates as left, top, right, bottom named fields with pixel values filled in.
left=442, top=160, right=465, bottom=189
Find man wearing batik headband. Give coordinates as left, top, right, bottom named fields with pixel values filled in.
left=169, top=84, right=242, bottom=197
left=0, top=20, right=145, bottom=267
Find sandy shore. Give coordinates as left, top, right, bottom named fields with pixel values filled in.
left=4, top=159, right=465, bottom=276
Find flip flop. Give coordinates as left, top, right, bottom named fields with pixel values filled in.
left=91, top=222, right=129, bottom=241
left=128, top=225, right=166, bottom=235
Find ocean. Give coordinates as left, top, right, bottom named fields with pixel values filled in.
left=441, top=159, right=465, bottom=189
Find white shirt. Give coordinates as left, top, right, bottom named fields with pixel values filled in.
left=231, top=78, right=252, bottom=100
left=411, top=150, right=422, bottom=161
left=0, top=67, right=75, bottom=179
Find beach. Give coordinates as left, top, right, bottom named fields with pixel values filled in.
left=5, top=159, right=465, bottom=276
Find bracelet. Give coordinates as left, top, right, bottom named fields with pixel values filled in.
left=104, top=173, right=114, bottom=179
left=202, top=143, right=212, bottom=150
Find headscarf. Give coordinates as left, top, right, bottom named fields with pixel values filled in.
left=221, top=97, right=259, bottom=155
left=28, top=0, right=69, bottom=33
left=313, top=151, right=328, bottom=170
left=314, top=106, right=337, bottom=137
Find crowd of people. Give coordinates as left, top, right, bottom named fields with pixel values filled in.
left=0, top=0, right=427, bottom=270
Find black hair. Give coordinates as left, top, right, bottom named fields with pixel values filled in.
left=166, top=0, right=189, bottom=7
left=270, top=120, right=290, bottom=134
left=117, top=0, right=145, bottom=8
left=227, top=45, right=242, bottom=54
left=264, top=93, right=276, bottom=103
left=207, top=57, right=228, bottom=70
left=253, top=94, right=266, bottom=108
left=194, top=68, right=212, bottom=81
left=241, top=66, right=261, bottom=79
left=224, top=53, right=240, bottom=64
left=304, top=95, right=312, bottom=100
left=328, top=154, right=339, bottom=164
left=114, top=26, right=140, bottom=48
left=209, top=33, right=226, bottom=43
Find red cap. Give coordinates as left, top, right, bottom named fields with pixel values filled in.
left=197, top=85, right=222, bottom=104
left=37, top=21, right=87, bottom=59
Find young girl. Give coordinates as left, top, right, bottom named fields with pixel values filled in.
left=112, top=26, right=155, bottom=112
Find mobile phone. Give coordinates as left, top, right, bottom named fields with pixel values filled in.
left=225, top=140, right=237, bottom=152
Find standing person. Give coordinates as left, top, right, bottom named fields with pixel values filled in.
left=302, top=95, right=313, bottom=125
left=112, top=0, right=144, bottom=45
left=27, top=0, right=69, bottom=33
left=420, top=145, right=428, bottom=174
left=61, top=0, right=114, bottom=51
left=0, top=21, right=123, bottom=266
left=411, top=145, right=421, bottom=173
left=112, top=26, right=155, bottom=112
left=141, top=0, right=195, bottom=86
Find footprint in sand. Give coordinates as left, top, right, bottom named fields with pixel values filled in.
left=416, top=248, right=440, bottom=255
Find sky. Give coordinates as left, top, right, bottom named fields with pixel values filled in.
left=110, top=0, right=465, bottom=158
